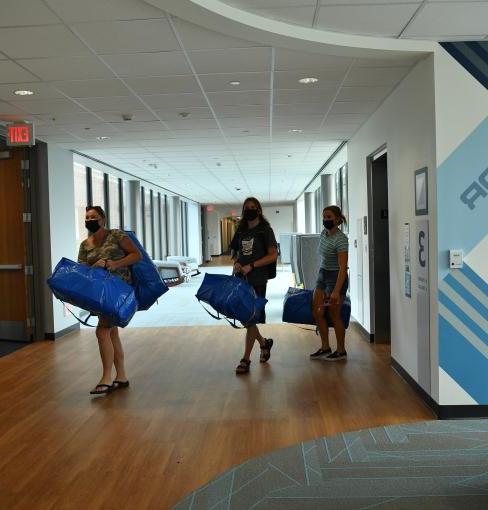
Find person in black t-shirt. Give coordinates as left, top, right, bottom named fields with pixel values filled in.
left=230, top=197, right=278, bottom=374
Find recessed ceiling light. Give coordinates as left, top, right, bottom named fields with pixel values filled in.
left=288, top=129, right=303, bottom=134
left=96, top=136, right=110, bottom=141
left=299, top=77, right=319, bottom=84
left=14, top=90, right=34, bottom=96
left=229, top=81, right=241, bottom=86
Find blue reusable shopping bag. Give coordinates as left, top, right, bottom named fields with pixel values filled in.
left=47, top=258, right=137, bottom=327
left=195, top=273, right=267, bottom=326
left=282, top=287, right=351, bottom=329
left=125, top=231, right=168, bottom=310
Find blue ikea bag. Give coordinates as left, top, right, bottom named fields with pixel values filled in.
left=282, top=287, right=351, bottom=329
left=47, top=258, right=137, bottom=327
left=196, top=273, right=267, bottom=326
left=125, top=231, right=168, bottom=311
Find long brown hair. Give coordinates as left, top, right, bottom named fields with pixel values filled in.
left=323, top=205, right=347, bottom=225
left=236, top=197, right=270, bottom=232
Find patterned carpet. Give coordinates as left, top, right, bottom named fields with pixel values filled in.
left=172, top=420, right=488, bottom=509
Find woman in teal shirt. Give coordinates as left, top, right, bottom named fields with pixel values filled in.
left=311, top=205, right=349, bottom=361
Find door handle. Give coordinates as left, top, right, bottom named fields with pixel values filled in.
left=0, top=264, right=23, bottom=270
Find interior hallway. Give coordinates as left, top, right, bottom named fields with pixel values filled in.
left=0, top=322, right=434, bottom=509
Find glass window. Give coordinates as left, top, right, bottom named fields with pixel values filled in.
left=161, top=195, right=168, bottom=259
left=144, top=189, right=153, bottom=258
left=123, top=180, right=130, bottom=230
left=74, top=163, right=88, bottom=246
left=108, top=175, right=121, bottom=230
left=153, top=193, right=161, bottom=260
left=91, top=168, right=105, bottom=211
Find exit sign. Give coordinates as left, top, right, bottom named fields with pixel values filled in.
left=6, top=123, right=35, bottom=146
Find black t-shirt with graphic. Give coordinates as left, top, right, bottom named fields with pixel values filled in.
left=230, top=223, right=277, bottom=286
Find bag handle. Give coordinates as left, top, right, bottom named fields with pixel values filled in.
left=63, top=303, right=97, bottom=327
left=198, top=301, right=244, bottom=329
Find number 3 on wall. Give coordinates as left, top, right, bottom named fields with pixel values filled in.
left=418, top=230, right=426, bottom=268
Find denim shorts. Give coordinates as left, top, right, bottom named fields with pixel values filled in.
left=316, top=268, right=348, bottom=296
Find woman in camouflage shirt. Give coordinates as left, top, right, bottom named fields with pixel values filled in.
left=78, top=206, right=141, bottom=395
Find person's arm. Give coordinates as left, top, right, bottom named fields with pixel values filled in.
left=77, top=243, right=87, bottom=265
left=105, top=234, right=142, bottom=271
left=329, top=249, right=348, bottom=304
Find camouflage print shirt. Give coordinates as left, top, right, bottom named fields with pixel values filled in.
left=78, top=229, right=132, bottom=284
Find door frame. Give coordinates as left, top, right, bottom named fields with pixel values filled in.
left=366, top=144, right=387, bottom=342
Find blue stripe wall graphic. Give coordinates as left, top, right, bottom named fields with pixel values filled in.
left=440, top=41, right=488, bottom=89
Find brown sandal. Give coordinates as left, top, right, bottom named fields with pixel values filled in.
left=236, top=358, right=251, bottom=374
left=260, top=338, right=273, bottom=363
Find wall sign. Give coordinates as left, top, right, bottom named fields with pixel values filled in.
left=6, top=122, right=35, bottom=147
left=404, top=223, right=411, bottom=298
left=415, top=167, right=428, bottom=216
left=416, top=220, right=430, bottom=392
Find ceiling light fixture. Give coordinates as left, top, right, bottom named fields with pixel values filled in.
left=96, top=136, right=110, bottom=141
left=299, top=77, right=319, bottom=84
left=14, top=90, right=34, bottom=96
left=229, top=81, right=241, bottom=86
left=288, top=129, right=303, bottom=134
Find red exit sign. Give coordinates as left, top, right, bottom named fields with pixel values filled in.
left=6, top=123, right=35, bottom=146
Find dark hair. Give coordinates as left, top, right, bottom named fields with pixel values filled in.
left=85, top=205, right=106, bottom=219
left=236, top=197, right=270, bottom=232
left=323, top=205, right=347, bottom=225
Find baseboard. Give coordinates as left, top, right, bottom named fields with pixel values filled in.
left=391, top=357, right=488, bottom=419
left=350, top=318, right=374, bottom=343
left=45, top=322, right=80, bottom=340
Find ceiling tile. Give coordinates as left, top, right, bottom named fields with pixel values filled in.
left=329, top=100, right=380, bottom=114
left=0, top=82, right=66, bottom=102
left=54, top=79, right=129, bottom=98
left=0, top=25, right=90, bottom=59
left=125, top=76, right=200, bottom=95
left=44, top=0, right=165, bottom=22
left=172, top=18, right=266, bottom=50
left=0, top=0, right=60, bottom=26
left=354, top=56, right=421, bottom=68
left=34, top=112, right=103, bottom=125
left=274, top=88, right=336, bottom=104
left=0, top=61, right=40, bottom=84
left=18, top=56, right=114, bottom=81
left=199, top=73, right=270, bottom=92
left=316, top=4, right=419, bottom=37
left=102, top=52, right=191, bottom=77
left=274, top=49, right=352, bottom=71
left=207, top=90, right=269, bottom=105
left=274, top=69, right=347, bottom=89
left=73, top=19, right=179, bottom=54
left=248, top=7, right=315, bottom=26
left=336, top=86, right=391, bottom=102
left=212, top=104, right=269, bottom=117
left=153, top=107, right=214, bottom=120
left=273, top=103, right=327, bottom=115
left=345, top=66, right=410, bottom=86
left=97, top=110, right=157, bottom=122
left=142, top=93, right=207, bottom=109
left=189, top=48, right=271, bottom=74
left=404, top=3, right=488, bottom=38
left=77, top=96, right=143, bottom=111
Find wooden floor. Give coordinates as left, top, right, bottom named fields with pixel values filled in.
left=0, top=323, right=434, bottom=510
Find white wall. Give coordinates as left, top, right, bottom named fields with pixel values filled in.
left=262, top=205, right=294, bottom=239
left=347, top=55, right=437, bottom=388
left=47, top=146, right=79, bottom=333
left=187, top=201, right=202, bottom=263
left=296, top=195, right=306, bottom=233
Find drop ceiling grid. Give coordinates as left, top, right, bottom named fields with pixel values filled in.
left=0, top=0, right=426, bottom=202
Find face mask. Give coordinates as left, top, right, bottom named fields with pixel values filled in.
left=243, top=209, right=259, bottom=221
left=323, top=219, right=335, bottom=230
left=85, top=220, right=101, bottom=233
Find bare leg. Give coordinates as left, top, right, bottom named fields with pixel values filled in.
left=110, top=327, right=127, bottom=382
left=243, top=324, right=264, bottom=360
left=329, top=300, right=346, bottom=353
left=313, top=288, right=331, bottom=350
left=95, top=323, right=114, bottom=386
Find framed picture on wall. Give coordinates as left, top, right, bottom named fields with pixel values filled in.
left=415, top=167, right=428, bottom=216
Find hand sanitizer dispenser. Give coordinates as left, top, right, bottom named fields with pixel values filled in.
left=449, top=250, right=463, bottom=269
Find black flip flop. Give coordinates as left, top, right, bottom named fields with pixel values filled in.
left=89, top=384, right=113, bottom=395
left=112, top=380, right=130, bottom=389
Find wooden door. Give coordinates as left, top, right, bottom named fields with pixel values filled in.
left=0, top=149, right=32, bottom=342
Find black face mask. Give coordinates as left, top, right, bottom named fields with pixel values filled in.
left=243, top=209, right=259, bottom=221
left=85, top=220, right=101, bottom=233
left=323, top=219, right=335, bottom=230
